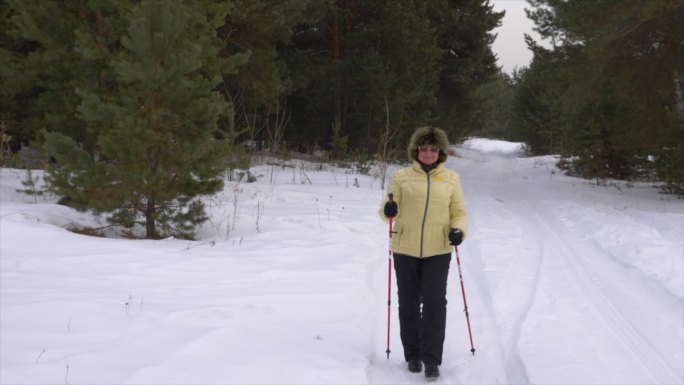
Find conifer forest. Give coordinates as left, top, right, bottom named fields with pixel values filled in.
left=1, top=0, right=682, bottom=238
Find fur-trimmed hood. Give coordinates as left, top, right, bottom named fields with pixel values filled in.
left=407, top=126, right=449, bottom=164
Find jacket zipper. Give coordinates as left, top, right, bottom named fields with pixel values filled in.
left=419, top=171, right=431, bottom=257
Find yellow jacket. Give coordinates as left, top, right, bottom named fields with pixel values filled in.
left=380, top=161, right=468, bottom=258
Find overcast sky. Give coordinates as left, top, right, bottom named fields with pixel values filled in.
left=490, top=0, right=540, bottom=74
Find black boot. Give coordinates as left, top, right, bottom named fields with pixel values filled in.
left=424, top=364, right=439, bottom=379
left=407, top=360, right=422, bottom=373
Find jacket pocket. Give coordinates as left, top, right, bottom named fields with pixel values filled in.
left=392, top=221, right=404, bottom=247
left=442, top=225, right=450, bottom=248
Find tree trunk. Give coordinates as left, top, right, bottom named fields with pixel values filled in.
left=145, top=145, right=160, bottom=239
left=674, top=71, right=684, bottom=119
left=331, top=0, right=342, bottom=126
left=145, top=199, right=157, bottom=239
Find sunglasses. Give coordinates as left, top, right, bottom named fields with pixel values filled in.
left=418, top=146, right=440, bottom=153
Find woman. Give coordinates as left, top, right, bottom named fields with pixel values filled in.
left=380, top=126, right=468, bottom=379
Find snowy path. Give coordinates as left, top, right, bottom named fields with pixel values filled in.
left=1, top=140, right=682, bottom=384
left=451, top=145, right=683, bottom=385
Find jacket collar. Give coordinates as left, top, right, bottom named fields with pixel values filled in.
left=412, top=160, right=445, bottom=175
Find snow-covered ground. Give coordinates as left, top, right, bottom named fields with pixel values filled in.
left=1, top=138, right=682, bottom=384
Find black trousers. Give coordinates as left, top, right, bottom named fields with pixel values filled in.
left=393, top=252, right=451, bottom=366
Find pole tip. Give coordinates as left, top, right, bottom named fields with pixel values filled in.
left=471, top=348, right=476, bottom=355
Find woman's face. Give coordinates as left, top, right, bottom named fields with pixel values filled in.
left=417, top=145, right=440, bottom=166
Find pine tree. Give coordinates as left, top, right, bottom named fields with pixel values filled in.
left=218, top=0, right=322, bottom=151
left=284, top=0, right=445, bottom=153
left=0, top=2, right=23, bottom=153
left=472, top=71, right=514, bottom=139
left=524, top=0, right=684, bottom=192
left=430, top=0, right=504, bottom=139
left=43, top=0, right=249, bottom=239
left=510, top=38, right=575, bottom=155
left=344, top=0, right=443, bottom=148
left=2, top=0, right=126, bottom=152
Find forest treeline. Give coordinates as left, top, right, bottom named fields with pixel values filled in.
left=478, top=0, right=683, bottom=196
left=1, top=0, right=682, bottom=238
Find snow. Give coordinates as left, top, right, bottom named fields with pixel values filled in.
left=1, top=138, right=683, bottom=385
left=460, top=137, right=526, bottom=155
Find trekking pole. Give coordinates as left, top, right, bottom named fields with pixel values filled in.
left=454, top=245, right=476, bottom=355
left=386, top=193, right=394, bottom=359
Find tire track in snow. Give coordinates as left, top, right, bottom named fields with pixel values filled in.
left=508, top=194, right=682, bottom=384
left=533, top=214, right=682, bottom=385
left=464, top=198, right=539, bottom=385
left=553, top=202, right=684, bottom=300
left=451, top=153, right=541, bottom=385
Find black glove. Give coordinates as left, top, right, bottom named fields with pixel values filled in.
left=448, top=228, right=463, bottom=246
left=384, top=201, right=398, bottom=218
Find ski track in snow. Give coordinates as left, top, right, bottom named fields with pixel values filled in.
left=1, top=140, right=682, bottom=384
